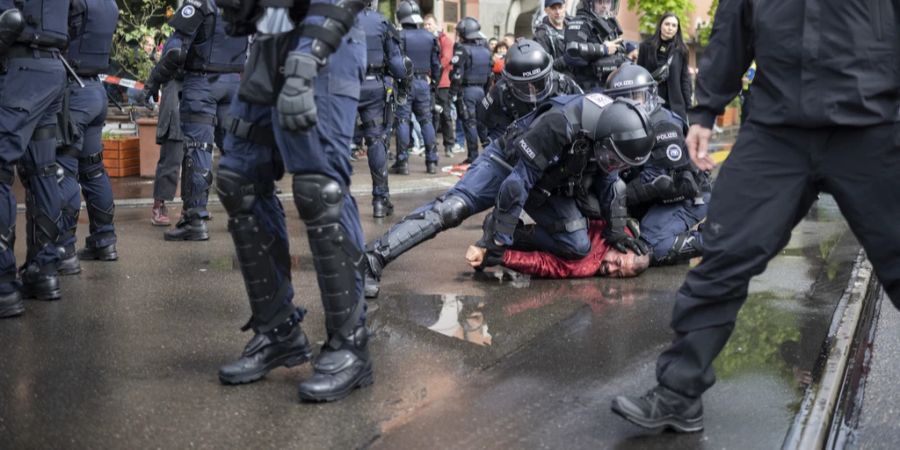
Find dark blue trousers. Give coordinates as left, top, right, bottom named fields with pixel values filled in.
left=358, top=77, right=390, bottom=199
left=1, top=55, right=66, bottom=285
left=58, top=78, right=116, bottom=252
left=396, top=78, right=438, bottom=164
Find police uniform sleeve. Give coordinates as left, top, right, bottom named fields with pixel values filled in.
left=492, top=111, right=575, bottom=245
left=449, top=43, right=466, bottom=96
left=430, top=36, right=442, bottom=84
left=168, top=0, right=210, bottom=44
left=560, top=75, right=584, bottom=95
left=563, top=17, right=608, bottom=66
left=477, top=86, right=506, bottom=140
left=689, top=0, right=755, bottom=128
left=385, top=21, right=407, bottom=79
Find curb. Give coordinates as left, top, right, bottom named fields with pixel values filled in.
left=782, top=251, right=878, bottom=449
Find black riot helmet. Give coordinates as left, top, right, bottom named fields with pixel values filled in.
left=502, top=39, right=554, bottom=103
left=456, top=17, right=482, bottom=41
left=581, top=93, right=654, bottom=171
left=604, top=63, right=660, bottom=115
left=578, top=0, right=620, bottom=20
left=396, top=0, right=423, bottom=26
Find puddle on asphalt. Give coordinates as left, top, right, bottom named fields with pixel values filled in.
left=391, top=294, right=493, bottom=346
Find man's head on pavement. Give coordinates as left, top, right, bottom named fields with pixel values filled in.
left=599, top=247, right=649, bottom=278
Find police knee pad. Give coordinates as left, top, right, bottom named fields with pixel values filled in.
left=431, top=194, right=469, bottom=229
left=292, top=174, right=344, bottom=227
left=216, top=169, right=273, bottom=216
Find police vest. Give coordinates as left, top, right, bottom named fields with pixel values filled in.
left=462, top=43, right=491, bottom=85
left=16, top=0, right=70, bottom=48
left=67, top=0, right=119, bottom=76
left=184, top=6, right=248, bottom=73
left=360, top=11, right=388, bottom=71
left=402, top=28, right=436, bottom=75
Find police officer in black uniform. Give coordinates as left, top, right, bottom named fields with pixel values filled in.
left=143, top=0, right=248, bottom=241
left=477, top=39, right=582, bottom=142
left=604, top=64, right=710, bottom=266
left=613, top=0, right=900, bottom=433
left=55, top=0, right=120, bottom=276
left=564, top=0, right=626, bottom=91
left=358, top=0, right=407, bottom=217
left=449, top=17, right=492, bottom=163
left=214, top=0, right=373, bottom=402
left=392, top=0, right=441, bottom=175
left=0, top=0, right=70, bottom=312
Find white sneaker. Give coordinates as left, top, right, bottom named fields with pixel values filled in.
left=410, top=146, right=425, bottom=156
left=451, top=144, right=466, bottom=153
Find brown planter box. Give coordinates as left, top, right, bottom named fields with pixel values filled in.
left=102, top=137, right=140, bottom=178
left=136, top=117, right=161, bottom=178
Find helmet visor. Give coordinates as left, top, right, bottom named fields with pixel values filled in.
left=593, top=136, right=647, bottom=173
left=605, top=85, right=659, bottom=115
left=509, top=77, right=552, bottom=103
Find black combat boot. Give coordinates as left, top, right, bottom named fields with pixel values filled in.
left=611, top=385, right=704, bottom=433
left=372, top=197, right=394, bottom=218
left=164, top=211, right=209, bottom=241
left=297, top=325, right=373, bottom=402
left=0, top=291, right=24, bottom=318
left=57, top=245, right=81, bottom=275
left=219, top=315, right=313, bottom=385
left=20, top=264, right=60, bottom=301
left=390, top=159, right=409, bottom=175
left=78, top=243, right=118, bottom=261
left=426, top=161, right=437, bottom=174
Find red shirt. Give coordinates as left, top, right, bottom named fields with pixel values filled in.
left=502, top=220, right=610, bottom=278
left=437, top=31, right=454, bottom=88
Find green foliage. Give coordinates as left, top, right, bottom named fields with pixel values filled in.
left=111, top=0, right=176, bottom=81
left=626, top=0, right=694, bottom=38
left=696, top=0, right=718, bottom=46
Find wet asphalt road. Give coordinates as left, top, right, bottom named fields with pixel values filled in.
left=0, top=190, right=857, bottom=449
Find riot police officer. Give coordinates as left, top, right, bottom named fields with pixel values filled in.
left=391, top=1, right=441, bottom=175
left=449, top=17, right=491, bottom=164
left=214, top=0, right=373, bottom=402
left=0, top=1, right=70, bottom=315
left=364, top=93, right=654, bottom=298
left=564, top=0, right=626, bottom=91
left=143, top=1, right=248, bottom=241
left=604, top=64, right=710, bottom=266
left=55, top=0, right=120, bottom=277
left=358, top=0, right=407, bottom=217
left=476, top=39, right=582, bottom=142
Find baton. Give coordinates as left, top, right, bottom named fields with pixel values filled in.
left=59, top=54, right=85, bottom=88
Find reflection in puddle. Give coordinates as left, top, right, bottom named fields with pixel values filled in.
left=402, top=294, right=492, bottom=346
left=429, top=294, right=492, bottom=346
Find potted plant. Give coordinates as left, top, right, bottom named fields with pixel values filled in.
left=102, top=132, right=141, bottom=178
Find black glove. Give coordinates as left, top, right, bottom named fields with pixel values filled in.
left=141, top=81, right=159, bottom=104
left=277, top=52, right=320, bottom=131
left=603, top=217, right=650, bottom=255
left=675, top=170, right=700, bottom=199
left=474, top=212, right=507, bottom=269
left=626, top=174, right=675, bottom=205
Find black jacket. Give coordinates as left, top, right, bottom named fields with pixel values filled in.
left=533, top=16, right=568, bottom=72
left=691, top=0, right=900, bottom=129
left=637, top=40, right=692, bottom=120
